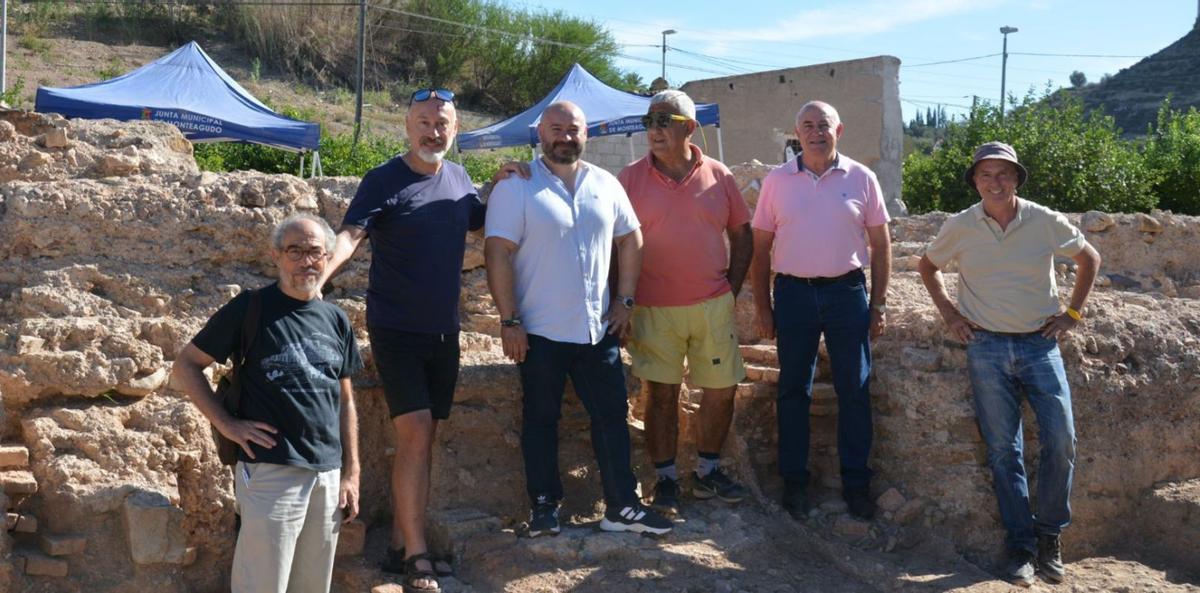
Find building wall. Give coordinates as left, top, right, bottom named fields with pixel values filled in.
left=681, top=56, right=906, bottom=216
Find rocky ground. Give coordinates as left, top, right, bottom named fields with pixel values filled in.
left=0, top=112, right=1198, bottom=592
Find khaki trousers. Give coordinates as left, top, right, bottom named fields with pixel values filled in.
left=232, top=462, right=342, bottom=593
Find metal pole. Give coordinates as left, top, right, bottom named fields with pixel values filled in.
left=2, top=0, right=8, bottom=95
left=1000, top=35, right=1008, bottom=120
left=351, top=0, right=366, bottom=150
left=661, top=32, right=667, bottom=79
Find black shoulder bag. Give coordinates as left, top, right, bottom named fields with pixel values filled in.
left=212, top=289, right=263, bottom=466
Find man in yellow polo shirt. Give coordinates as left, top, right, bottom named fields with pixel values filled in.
left=918, top=141, right=1101, bottom=587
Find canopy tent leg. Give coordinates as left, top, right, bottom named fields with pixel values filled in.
left=628, top=134, right=635, bottom=162
left=717, top=126, right=725, bottom=163
left=299, top=152, right=306, bottom=177
left=314, top=151, right=323, bottom=177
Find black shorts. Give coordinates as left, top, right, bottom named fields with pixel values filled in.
left=367, top=326, right=460, bottom=419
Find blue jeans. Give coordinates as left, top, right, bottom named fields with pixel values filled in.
left=967, top=330, right=1076, bottom=553
left=519, top=333, right=638, bottom=509
left=773, top=271, right=873, bottom=491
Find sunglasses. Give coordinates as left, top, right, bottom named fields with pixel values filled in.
left=410, top=88, right=456, bottom=104
left=640, top=112, right=690, bottom=129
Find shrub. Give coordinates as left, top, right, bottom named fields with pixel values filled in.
left=1143, top=100, right=1200, bottom=215
left=903, top=89, right=1158, bottom=214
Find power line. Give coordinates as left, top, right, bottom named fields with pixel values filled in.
left=1011, top=51, right=1146, bottom=59
left=905, top=54, right=1001, bottom=68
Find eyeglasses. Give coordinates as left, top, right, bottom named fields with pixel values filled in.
left=640, top=112, right=690, bottom=129
left=410, top=88, right=456, bottom=104
left=283, top=246, right=329, bottom=262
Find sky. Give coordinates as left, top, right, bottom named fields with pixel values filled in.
left=496, top=0, right=1197, bottom=124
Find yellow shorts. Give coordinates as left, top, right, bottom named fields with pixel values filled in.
left=627, top=292, right=745, bottom=389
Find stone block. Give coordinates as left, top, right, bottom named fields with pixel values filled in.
left=894, top=498, right=926, bottom=525
left=39, top=533, right=87, bottom=556
left=876, top=487, right=906, bottom=513
left=123, top=489, right=189, bottom=564
left=14, top=514, right=38, bottom=533
left=0, top=446, right=29, bottom=468
left=833, top=515, right=871, bottom=538
left=335, top=520, right=366, bottom=557
left=23, top=553, right=69, bottom=577
left=1, top=471, right=37, bottom=495
left=40, top=128, right=69, bottom=149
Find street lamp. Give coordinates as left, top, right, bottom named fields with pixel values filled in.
left=999, top=26, right=1018, bottom=120
left=661, top=29, right=676, bottom=81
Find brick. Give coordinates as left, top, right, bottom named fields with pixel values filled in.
left=23, top=553, right=69, bottom=577
left=15, top=513, right=38, bottom=533
left=335, top=520, right=365, bottom=557
left=1, top=471, right=37, bottom=495
left=39, top=534, right=87, bottom=556
left=0, top=446, right=29, bottom=468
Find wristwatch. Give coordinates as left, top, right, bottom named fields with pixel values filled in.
left=871, top=302, right=888, bottom=314
left=618, top=295, right=635, bottom=310
left=501, top=317, right=522, bottom=328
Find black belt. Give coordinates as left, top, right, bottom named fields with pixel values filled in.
left=779, top=268, right=863, bottom=286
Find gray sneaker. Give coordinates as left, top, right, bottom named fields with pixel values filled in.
left=692, top=469, right=747, bottom=503
left=1003, top=548, right=1036, bottom=587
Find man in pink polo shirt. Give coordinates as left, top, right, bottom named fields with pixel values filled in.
left=618, top=90, right=753, bottom=515
left=750, top=100, right=892, bottom=521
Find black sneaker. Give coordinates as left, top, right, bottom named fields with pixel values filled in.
left=782, top=481, right=810, bottom=519
left=1003, top=547, right=1036, bottom=587
left=843, top=489, right=876, bottom=521
left=1037, top=534, right=1065, bottom=583
left=527, top=500, right=561, bottom=538
left=599, top=503, right=673, bottom=535
left=651, top=477, right=681, bottom=516
left=692, top=469, right=748, bottom=503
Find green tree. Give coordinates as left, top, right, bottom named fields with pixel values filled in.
left=1144, top=99, right=1200, bottom=215
left=1069, top=70, right=1087, bottom=88
left=903, top=89, right=1157, bottom=214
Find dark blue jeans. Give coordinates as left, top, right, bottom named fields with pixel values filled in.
left=967, top=330, right=1076, bottom=553
left=773, top=271, right=873, bottom=491
left=519, top=333, right=638, bottom=509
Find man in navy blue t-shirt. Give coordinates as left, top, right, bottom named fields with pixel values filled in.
left=325, top=88, right=482, bottom=590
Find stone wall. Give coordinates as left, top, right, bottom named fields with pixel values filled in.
left=0, top=113, right=1197, bottom=591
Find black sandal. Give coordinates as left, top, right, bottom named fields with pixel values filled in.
left=385, top=546, right=454, bottom=577
left=403, top=552, right=441, bottom=593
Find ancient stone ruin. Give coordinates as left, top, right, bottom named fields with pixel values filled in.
left=1, top=111, right=1197, bottom=592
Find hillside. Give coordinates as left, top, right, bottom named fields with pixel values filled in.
left=1075, top=23, right=1200, bottom=135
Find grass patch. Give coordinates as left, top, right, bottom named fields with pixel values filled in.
left=19, top=35, right=53, bottom=56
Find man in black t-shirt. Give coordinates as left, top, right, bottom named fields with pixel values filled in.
left=172, top=214, right=362, bottom=593
left=325, top=87, right=482, bottom=589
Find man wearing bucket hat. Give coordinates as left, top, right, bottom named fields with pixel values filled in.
left=917, top=141, right=1101, bottom=587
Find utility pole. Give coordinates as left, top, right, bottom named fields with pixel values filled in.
left=661, top=29, right=676, bottom=81
left=999, top=26, right=1018, bottom=121
left=351, top=0, right=366, bottom=151
left=2, top=0, right=8, bottom=96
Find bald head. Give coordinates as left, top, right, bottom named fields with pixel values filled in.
left=795, top=101, right=841, bottom=128
left=539, top=101, right=588, bottom=165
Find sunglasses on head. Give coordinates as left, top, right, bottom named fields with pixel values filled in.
left=640, top=112, right=690, bottom=129
left=410, top=88, right=456, bottom=104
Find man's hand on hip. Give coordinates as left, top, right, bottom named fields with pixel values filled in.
left=218, top=418, right=278, bottom=459
left=939, top=307, right=977, bottom=343
left=1040, top=312, right=1078, bottom=340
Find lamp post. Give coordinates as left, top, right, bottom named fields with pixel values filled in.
left=999, top=26, right=1018, bottom=120
left=661, top=29, right=676, bottom=81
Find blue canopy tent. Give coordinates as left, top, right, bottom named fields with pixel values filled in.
left=458, top=63, right=724, bottom=161
left=36, top=41, right=323, bottom=175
